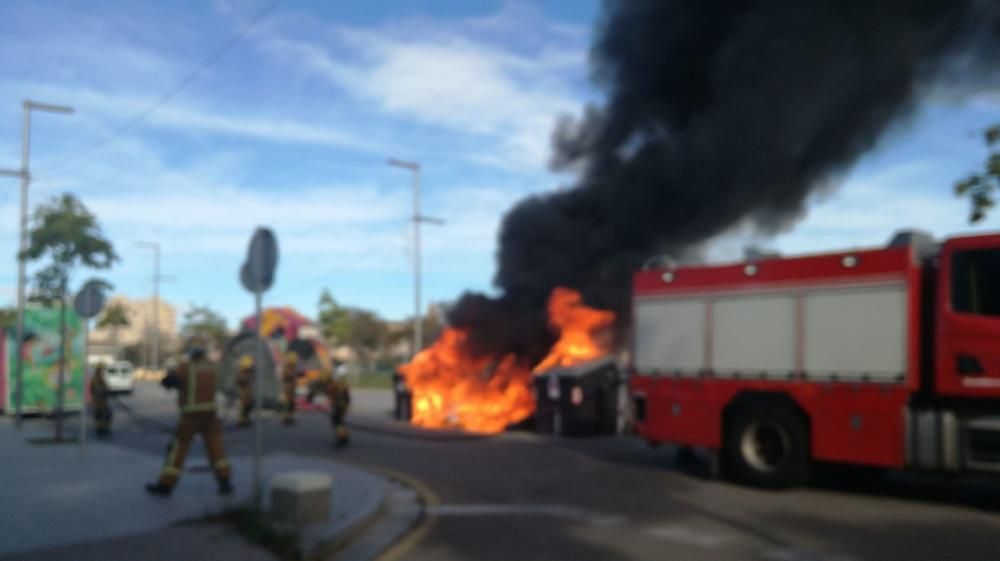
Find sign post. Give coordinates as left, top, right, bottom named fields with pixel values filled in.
left=73, top=281, right=107, bottom=449
left=241, top=227, right=278, bottom=510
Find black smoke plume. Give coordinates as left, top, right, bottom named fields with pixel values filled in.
left=449, top=0, right=1000, bottom=363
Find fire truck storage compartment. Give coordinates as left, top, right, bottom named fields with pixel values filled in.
left=534, top=357, right=620, bottom=436
left=634, top=283, right=908, bottom=382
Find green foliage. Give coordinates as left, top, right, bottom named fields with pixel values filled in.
left=22, top=193, right=117, bottom=273
left=317, top=289, right=352, bottom=342
left=27, top=264, right=67, bottom=306
left=97, top=301, right=130, bottom=329
left=389, top=313, right=444, bottom=351
left=354, top=370, right=395, bottom=389
left=955, top=125, right=1000, bottom=223
left=0, top=308, right=14, bottom=328
left=180, top=304, right=230, bottom=349
left=22, top=194, right=117, bottom=303
left=318, top=289, right=389, bottom=354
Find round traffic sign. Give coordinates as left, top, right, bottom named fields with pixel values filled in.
left=74, top=281, right=107, bottom=319
left=243, top=227, right=278, bottom=293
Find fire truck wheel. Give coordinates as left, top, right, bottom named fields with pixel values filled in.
left=725, top=405, right=809, bottom=488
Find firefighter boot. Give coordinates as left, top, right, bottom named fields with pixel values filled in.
left=217, top=478, right=234, bottom=496
left=238, top=407, right=252, bottom=428
left=335, top=425, right=350, bottom=448
left=145, top=482, right=173, bottom=497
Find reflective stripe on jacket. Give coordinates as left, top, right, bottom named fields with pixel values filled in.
left=176, top=360, right=218, bottom=414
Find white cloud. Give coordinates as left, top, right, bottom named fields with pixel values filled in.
left=2, top=82, right=390, bottom=157
left=260, top=6, right=588, bottom=170
left=149, top=104, right=389, bottom=153
left=20, top=131, right=515, bottom=275
left=710, top=160, right=997, bottom=261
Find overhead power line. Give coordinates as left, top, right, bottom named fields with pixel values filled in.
left=52, top=0, right=284, bottom=174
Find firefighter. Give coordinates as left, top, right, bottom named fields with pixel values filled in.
left=281, top=352, right=299, bottom=425
left=235, top=355, right=255, bottom=427
left=90, top=362, right=112, bottom=437
left=325, top=361, right=351, bottom=447
left=146, top=345, right=233, bottom=497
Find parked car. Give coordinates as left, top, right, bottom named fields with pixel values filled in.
left=104, top=360, right=136, bottom=394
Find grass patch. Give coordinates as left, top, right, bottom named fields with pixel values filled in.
left=354, top=370, right=395, bottom=389
left=220, top=506, right=301, bottom=561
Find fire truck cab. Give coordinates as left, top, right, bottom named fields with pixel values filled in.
left=629, top=230, right=1000, bottom=487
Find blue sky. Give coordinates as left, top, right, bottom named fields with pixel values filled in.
left=0, top=0, right=997, bottom=328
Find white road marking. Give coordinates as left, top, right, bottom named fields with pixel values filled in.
left=644, top=524, right=732, bottom=548
left=427, top=504, right=627, bottom=526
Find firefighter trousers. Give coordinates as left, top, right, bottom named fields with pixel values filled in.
left=282, top=382, right=296, bottom=422
left=238, top=386, right=253, bottom=425
left=93, top=401, right=112, bottom=433
left=158, top=412, right=230, bottom=487
left=331, top=398, right=350, bottom=445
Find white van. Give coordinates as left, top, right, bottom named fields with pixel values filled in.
left=104, top=360, right=136, bottom=394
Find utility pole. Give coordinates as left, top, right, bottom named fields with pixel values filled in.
left=387, top=159, right=443, bottom=359
left=11, top=100, right=73, bottom=427
left=136, top=241, right=167, bottom=371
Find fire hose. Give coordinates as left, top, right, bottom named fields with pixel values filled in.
left=109, top=394, right=503, bottom=443
left=110, top=395, right=256, bottom=434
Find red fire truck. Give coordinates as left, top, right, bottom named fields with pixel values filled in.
left=629, top=231, right=1000, bottom=487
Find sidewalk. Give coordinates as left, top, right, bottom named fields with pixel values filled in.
left=0, top=417, right=421, bottom=560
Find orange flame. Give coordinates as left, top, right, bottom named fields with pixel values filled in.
left=398, top=287, right=615, bottom=433
left=399, top=328, right=535, bottom=434
left=533, top=287, right=616, bottom=373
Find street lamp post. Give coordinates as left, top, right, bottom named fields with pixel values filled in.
left=387, top=159, right=443, bottom=359
left=136, top=241, right=163, bottom=371
left=12, top=100, right=74, bottom=426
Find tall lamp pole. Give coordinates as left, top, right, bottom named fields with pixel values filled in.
left=136, top=241, right=165, bottom=371
left=11, top=100, right=74, bottom=426
left=386, top=159, right=443, bottom=359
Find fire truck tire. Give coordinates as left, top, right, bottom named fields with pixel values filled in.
left=725, top=405, right=809, bottom=488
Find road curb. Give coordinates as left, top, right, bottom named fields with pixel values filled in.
left=304, top=488, right=389, bottom=561
left=329, top=462, right=440, bottom=561
left=300, top=466, right=389, bottom=561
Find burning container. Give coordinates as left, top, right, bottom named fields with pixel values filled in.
left=534, top=356, right=621, bottom=436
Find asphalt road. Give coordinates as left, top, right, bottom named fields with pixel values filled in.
left=103, top=381, right=1000, bottom=561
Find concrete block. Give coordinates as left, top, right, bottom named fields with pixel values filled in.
left=270, top=471, right=333, bottom=528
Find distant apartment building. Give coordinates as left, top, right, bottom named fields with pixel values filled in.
left=89, top=296, right=177, bottom=358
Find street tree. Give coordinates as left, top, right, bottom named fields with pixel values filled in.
left=21, top=193, right=117, bottom=440
left=181, top=304, right=230, bottom=350
left=0, top=308, right=14, bottom=328
left=318, top=289, right=352, bottom=343
left=318, top=290, right=389, bottom=371
left=956, top=124, right=1000, bottom=223
left=97, top=301, right=130, bottom=358
left=387, top=309, right=445, bottom=355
